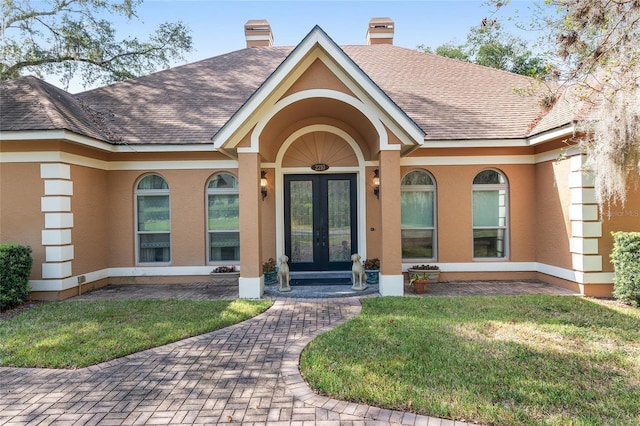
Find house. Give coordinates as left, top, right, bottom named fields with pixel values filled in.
left=1, top=18, right=638, bottom=300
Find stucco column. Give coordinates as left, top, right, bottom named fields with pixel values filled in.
left=238, top=152, right=264, bottom=298
left=378, top=148, right=404, bottom=296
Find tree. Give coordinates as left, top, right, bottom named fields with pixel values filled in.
left=552, top=0, right=640, bottom=206
left=1, top=0, right=193, bottom=88
left=490, top=0, right=640, bottom=206
left=419, top=22, right=548, bottom=78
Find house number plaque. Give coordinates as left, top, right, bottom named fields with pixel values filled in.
left=311, top=163, right=330, bottom=172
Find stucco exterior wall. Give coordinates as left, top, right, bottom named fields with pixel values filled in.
left=70, top=165, right=109, bottom=275
left=600, top=196, right=640, bottom=272
left=107, top=169, right=229, bottom=267
left=0, top=162, right=44, bottom=279
left=406, top=163, right=536, bottom=263
left=535, top=158, right=572, bottom=270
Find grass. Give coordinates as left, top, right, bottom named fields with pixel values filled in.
left=300, top=295, right=640, bottom=426
left=0, top=298, right=272, bottom=368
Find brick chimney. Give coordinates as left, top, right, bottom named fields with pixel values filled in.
left=244, top=19, right=273, bottom=48
left=366, top=18, right=394, bottom=45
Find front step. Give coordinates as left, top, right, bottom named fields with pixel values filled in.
left=289, top=271, right=352, bottom=286
left=290, top=271, right=351, bottom=280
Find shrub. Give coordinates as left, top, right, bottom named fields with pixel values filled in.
left=0, top=244, right=33, bottom=310
left=611, top=232, right=640, bottom=307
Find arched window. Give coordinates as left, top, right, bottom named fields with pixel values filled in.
left=207, top=173, right=240, bottom=262
left=135, top=174, right=170, bottom=263
left=401, top=170, right=436, bottom=259
left=472, top=169, right=508, bottom=258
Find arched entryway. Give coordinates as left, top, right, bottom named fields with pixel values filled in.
left=275, top=125, right=368, bottom=276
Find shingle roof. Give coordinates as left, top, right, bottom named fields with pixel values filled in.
left=77, top=47, right=292, bottom=144
left=0, top=76, right=117, bottom=141
left=342, top=44, right=550, bottom=140
left=2, top=44, right=577, bottom=145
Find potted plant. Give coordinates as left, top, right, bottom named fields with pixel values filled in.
left=363, top=258, right=380, bottom=284
left=210, top=265, right=240, bottom=285
left=263, top=258, right=278, bottom=285
left=409, top=272, right=429, bottom=294
left=407, top=264, right=440, bottom=283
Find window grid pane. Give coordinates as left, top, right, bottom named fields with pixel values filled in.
left=137, top=195, right=170, bottom=232
left=400, top=170, right=436, bottom=260
left=207, top=174, right=240, bottom=263
left=401, top=191, right=434, bottom=228
left=209, top=231, right=240, bottom=261
left=402, top=229, right=434, bottom=259
left=472, top=170, right=508, bottom=259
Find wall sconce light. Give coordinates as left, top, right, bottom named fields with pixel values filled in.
left=261, top=171, right=268, bottom=200
left=373, top=169, right=380, bottom=199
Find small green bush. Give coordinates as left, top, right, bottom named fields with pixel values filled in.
left=0, top=244, right=33, bottom=310
left=611, top=232, right=640, bottom=307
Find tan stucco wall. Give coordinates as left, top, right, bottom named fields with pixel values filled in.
left=283, top=58, right=355, bottom=98
left=107, top=169, right=222, bottom=267
left=600, top=194, right=640, bottom=272
left=365, top=166, right=381, bottom=259
left=260, top=170, right=277, bottom=262
left=71, top=165, right=109, bottom=275
left=238, top=153, right=262, bottom=277
left=535, top=159, right=572, bottom=270
left=0, top=162, right=44, bottom=279
left=405, top=163, right=536, bottom=263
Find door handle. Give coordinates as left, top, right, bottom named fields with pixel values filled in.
left=322, top=225, right=328, bottom=247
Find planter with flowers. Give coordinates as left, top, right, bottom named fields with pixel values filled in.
left=363, top=258, right=380, bottom=284
left=210, top=265, right=240, bottom=285
left=263, top=258, right=278, bottom=285
left=409, top=271, right=430, bottom=294
left=407, top=264, right=440, bottom=283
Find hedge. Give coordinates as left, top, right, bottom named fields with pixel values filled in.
left=0, top=244, right=33, bottom=310
left=611, top=232, right=640, bottom=307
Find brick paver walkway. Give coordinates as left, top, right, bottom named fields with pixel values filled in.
left=0, top=281, right=577, bottom=425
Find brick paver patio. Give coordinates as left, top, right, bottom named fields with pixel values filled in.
left=0, top=281, right=577, bottom=425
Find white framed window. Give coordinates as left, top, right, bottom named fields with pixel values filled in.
left=401, top=169, right=437, bottom=260
left=135, top=174, right=170, bottom=263
left=207, top=173, right=240, bottom=262
left=472, top=169, right=508, bottom=259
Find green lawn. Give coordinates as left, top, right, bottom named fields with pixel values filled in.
left=0, top=299, right=272, bottom=368
left=300, top=295, right=640, bottom=426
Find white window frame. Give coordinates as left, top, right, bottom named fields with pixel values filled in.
left=134, top=174, right=171, bottom=265
left=472, top=169, right=509, bottom=260
left=401, top=169, right=437, bottom=261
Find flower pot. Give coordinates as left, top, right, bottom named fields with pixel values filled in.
left=210, top=271, right=240, bottom=285
left=264, top=270, right=278, bottom=285
left=413, top=279, right=428, bottom=294
left=365, top=269, right=379, bottom=284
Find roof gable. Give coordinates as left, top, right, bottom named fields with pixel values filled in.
left=212, top=25, right=425, bottom=153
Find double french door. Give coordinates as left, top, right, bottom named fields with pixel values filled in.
left=284, top=174, right=357, bottom=271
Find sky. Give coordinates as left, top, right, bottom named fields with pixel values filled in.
left=51, top=0, right=543, bottom=92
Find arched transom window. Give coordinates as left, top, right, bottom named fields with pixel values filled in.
left=207, top=173, right=240, bottom=262
left=401, top=170, right=436, bottom=260
left=135, top=174, right=170, bottom=263
left=472, top=169, right=508, bottom=259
